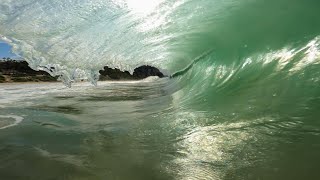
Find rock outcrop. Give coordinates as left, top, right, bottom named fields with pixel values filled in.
left=0, top=60, right=165, bottom=83
left=99, top=65, right=164, bottom=80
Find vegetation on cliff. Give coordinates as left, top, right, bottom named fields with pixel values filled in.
left=0, top=59, right=58, bottom=83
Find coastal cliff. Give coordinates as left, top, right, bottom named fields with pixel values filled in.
left=0, top=60, right=57, bottom=83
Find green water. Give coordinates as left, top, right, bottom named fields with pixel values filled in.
left=1, top=0, right=320, bottom=179
left=0, top=79, right=320, bottom=180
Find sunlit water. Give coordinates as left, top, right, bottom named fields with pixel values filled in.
left=1, top=0, right=320, bottom=179
left=1, top=78, right=320, bottom=180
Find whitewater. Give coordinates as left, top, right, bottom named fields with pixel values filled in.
left=1, top=0, right=320, bottom=179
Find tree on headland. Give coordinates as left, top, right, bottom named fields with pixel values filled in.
left=1, top=57, right=15, bottom=61
left=0, top=58, right=58, bottom=82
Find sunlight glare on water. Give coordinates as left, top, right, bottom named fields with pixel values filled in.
left=1, top=0, right=320, bottom=179
left=126, top=0, right=165, bottom=14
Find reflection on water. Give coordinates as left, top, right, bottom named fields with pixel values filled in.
left=0, top=80, right=320, bottom=180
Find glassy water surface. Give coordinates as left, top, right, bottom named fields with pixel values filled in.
left=0, top=79, right=320, bottom=180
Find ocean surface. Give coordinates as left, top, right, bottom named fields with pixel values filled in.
left=1, top=0, right=320, bottom=179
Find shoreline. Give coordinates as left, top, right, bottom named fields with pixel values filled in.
left=0, top=60, right=165, bottom=83
left=0, top=77, right=162, bottom=86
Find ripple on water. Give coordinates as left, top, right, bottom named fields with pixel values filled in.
left=0, top=115, right=24, bottom=130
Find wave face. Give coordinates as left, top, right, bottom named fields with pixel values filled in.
left=1, top=1, right=320, bottom=112
left=1, top=0, right=320, bottom=122
left=1, top=1, right=320, bottom=179
left=1, top=1, right=320, bottom=119
left=1, top=0, right=318, bottom=85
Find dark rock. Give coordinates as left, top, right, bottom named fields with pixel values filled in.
left=0, top=75, right=5, bottom=83
left=99, top=67, right=134, bottom=80
left=132, top=65, right=164, bottom=79
left=0, top=59, right=165, bottom=83
left=99, top=65, right=164, bottom=80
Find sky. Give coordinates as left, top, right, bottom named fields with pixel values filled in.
left=0, top=41, right=20, bottom=59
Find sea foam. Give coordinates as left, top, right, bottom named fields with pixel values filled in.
left=0, top=115, right=24, bottom=130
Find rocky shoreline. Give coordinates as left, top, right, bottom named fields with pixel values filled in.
left=0, top=60, right=164, bottom=83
